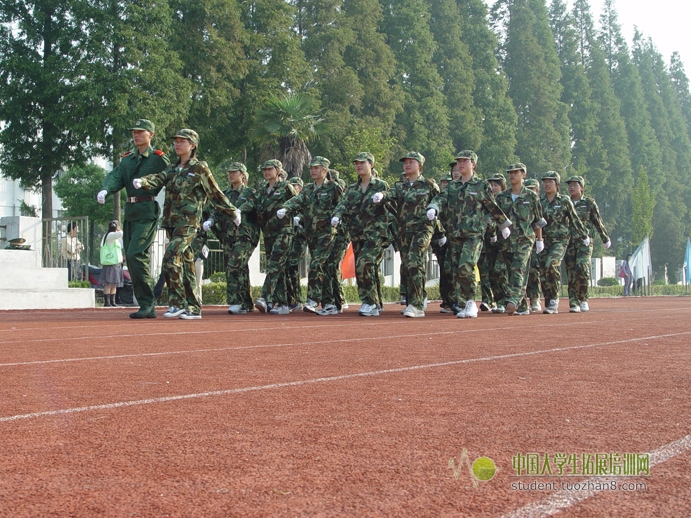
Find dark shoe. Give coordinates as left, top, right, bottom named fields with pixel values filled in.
left=479, top=302, right=491, bottom=312
left=109, top=294, right=118, bottom=307
left=103, top=296, right=112, bottom=307
left=129, top=307, right=156, bottom=319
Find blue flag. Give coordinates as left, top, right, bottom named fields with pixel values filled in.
left=685, top=238, right=691, bottom=284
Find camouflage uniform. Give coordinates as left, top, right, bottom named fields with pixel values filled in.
left=538, top=172, right=588, bottom=309
left=282, top=158, right=344, bottom=307
left=284, top=177, right=306, bottom=308
left=139, top=141, right=237, bottom=316
left=238, top=161, right=296, bottom=307
left=494, top=165, right=547, bottom=309
left=333, top=171, right=391, bottom=307
left=428, top=171, right=509, bottom=309
left=210, top=169, right=260, bottom=311
left=479, top=222, right=501, bottom=308
left=100, top=119, right=169, bottom=317
left=383, top=153, right=440, bottom=311
left=565, top=176, right=610, bottom=308
left=523, top=179, right=542, bottom=309
left=326, top=170, right=350, bottom=310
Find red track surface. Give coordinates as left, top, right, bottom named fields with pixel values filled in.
left=0, top=297, right=689, bottom=517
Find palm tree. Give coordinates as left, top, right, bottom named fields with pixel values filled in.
left=251, top=93, right=325, bottom=177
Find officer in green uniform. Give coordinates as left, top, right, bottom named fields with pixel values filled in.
left=98, top=119, right=170, bottom=319
left=538, top=171, right=589, bottom=314
left=280, top=156, right=344, bottom=315
left=565, top=176, right=611, bottom=312
left=427, top=151, right=510, bottom=319
left=284, top=177, right=307, bottom=312
left=135, top=129, right=238, bottom=319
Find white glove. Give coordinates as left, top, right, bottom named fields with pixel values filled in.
left=202, top=220, right=213, bottom=232
left=491, top=236, right=497, bottom=244
left=293, top=216, right=302, bottom=228
left=276, top=208, right=287, bottom=219
left=604, top=239, right=611, bottom=249
left=331, top=216, right=340, bottom=227
left=132, top=178, right=142, bottom=189
left=372, top=192, right=384, bottom=203
left=501, top=227, right=511, bottom=240
left=437, top=236, right=447, bottom=247
left=233, top=212, right=241, bottom=227
left=536, top=240, right=544, bottom=254
left=583, top=237, right=591, bottom=247
left=97, top=190, right=107, bottom=204
left=426, top=208, right=437, bottom=220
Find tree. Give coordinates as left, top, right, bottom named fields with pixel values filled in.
left=330, top=126, right=398, bottom=186
left=630, top=167, right=655, bottom=245
left=669, top=52, right=691, bottom=141
left=251, top=93, right=325, bottom=177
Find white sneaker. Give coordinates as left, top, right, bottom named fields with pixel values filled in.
left=530, top=300, right=541, bottom=312
left=580, top=301, right=589, bottom=312
left=227, top=304, right=247, bottom=315
left=492, top=305, right=505, bottom=314
left=569, top=305, right=581, bottom=313
left=317, top=304, right=339, bottom=316
left=515, top=309, right=530, bottom=316
left=403, top=305, right=425, bottom=318
left=179, top=311, right=202, bottom=320
left=464, top=300, right=478, bottom=318
left=455, top=307, right=467, bottom=318
left=163, top=306, right=185, bottom=318
left=269, top=304, right=290, bottom=315
left=254, top=298, right=268, bottom=313
left=358, top=303, right=379, bottom=317
left=543, top=300, right=559, bottom=314
left=342, top=303, right=349, bottom=310
left=303, top=299, right=318, bottom=313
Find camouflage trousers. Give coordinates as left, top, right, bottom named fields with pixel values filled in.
left=352, top=238, right=387, bottom=306
left=306, top=230, right=336, bottom=305
left=399, top=229, right=433, bottom=310
left=224, top=239, right=256, bottom=309
left=525, top=249, right=542, bottom=303
left=163, top=226, right=200, bottom=314
left=446, top=237, right=483, bottom=306
left=539, top=238, right=568, bottom=303
left=495, top=245, right=532, bottom=307
left=327, top=233, right=349, bottom=310
left=565, top=239, right=592, bottom=306
left=286, top=233, right=307, bottom=305
left=260, top=230, right=292, bottom=306
left=432, top=242, right=453, bottom=307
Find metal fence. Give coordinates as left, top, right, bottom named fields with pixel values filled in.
left=42, top=216, right=90, bottom=282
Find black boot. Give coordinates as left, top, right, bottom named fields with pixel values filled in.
left=104, top=295, right=112, bottom=307
left=110, top=294, right=118, bottom=307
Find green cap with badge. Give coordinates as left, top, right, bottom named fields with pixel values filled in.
left=399, top=151, right=425, bottom=165
left=455, top=150, right=478, bottom=163
left=129, top=119, right=155, bottom=132
left=289, top=177, right=304, bottom=188
left=566, top=175, right=585, bottom=187
left=353, top=152, right=375, bottom=164
left=506, top=162, right=527, bottom=174
left=227, top=162, right=247, bottom=174
left=488, top=172, right=507, bottom=184
left=309, top=156, right=330, bottom=167
left=261, top=159, right=283, bottom=170
left=524, top=178, right=539, bottom=189
left=171, top=129, right=199, bottom=146
left=541, top=171, right=561, bottom=183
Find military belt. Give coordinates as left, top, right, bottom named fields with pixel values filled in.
left=126, top=196, right=156, bottom=203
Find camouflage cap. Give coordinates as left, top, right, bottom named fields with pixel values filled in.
left=566, top=175, right=585, bottom=187
left=261, top=159, right=283, bottom=170
left=399, top=151, right=425, bottom=165
left=289, top=177, right=304, bottom=187
left=506, top=162, right=527, bottom=174
left=487, top=172, right=507, bottom=184
left=524, top=178, right=539, bottom=189
left=455, top=150, right=478, bottom=163
left=309, top=156, right=330, bottom=167
left=129, top=119, right=155, bottom=132
left=329, top=169, right=341, bottom=179
left=440, top=174, right=453, bottom=182
left=171, top=129, right=199, bottom=146
left=353, top=152, right=375, bottom=163
left=227, top=162, right=247, bottom=174
left=541, top=171, right=561, bottom=183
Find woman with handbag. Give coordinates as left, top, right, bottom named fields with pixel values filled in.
left=100, top=219, right=124, bottom=307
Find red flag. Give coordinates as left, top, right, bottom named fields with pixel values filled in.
left=341, top=242, right=355, bottom=279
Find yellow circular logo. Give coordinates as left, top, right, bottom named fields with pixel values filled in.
left=472, top=457, right=497, bottom=481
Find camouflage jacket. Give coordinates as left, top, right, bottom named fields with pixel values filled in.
left=101, top=146, right=170, bottom=221
left=495, top=186, right=546, bottom=251
left=428, top=175, right=510, bottom=239
left=333, top=177, right=391, bottom=242
left=384, top=175, right=439, bottom=234
left=238, top=180, right=297, bottom=237
left=282, top=178, right=345, bottom=234
left=540, top=193, right=588, bottom=242
left=139, top=158, right=236, bottom=229
left=211, top=185, right=260, bottom=247
left=571, top=196, right=609, bottom=244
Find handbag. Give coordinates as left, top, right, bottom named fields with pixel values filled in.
left=618, top=264, right=626, bottom=278
left=100, top=240, right=123, bottom=266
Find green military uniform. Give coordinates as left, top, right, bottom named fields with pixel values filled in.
left=494, top=164, right=547, bottom=311
left=238, top=160, right=296, bottom=309
left=522, top=178, right=542, bottom=311
left=565, top=176, right=610, bottom=310
left=284, top=177, right=307, bottom=309
left=100, top=119, right=170, bottom=318
left=139, top=130, right=237, bottom=318
left=538, top=172, right=588, bottom=313
left=383, top=152, right=439, bottom=313
left=326, top=170, right=350, bottom=311
left=282, top=157, right=344, bottom=310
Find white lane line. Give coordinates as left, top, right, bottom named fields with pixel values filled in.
left=1, top=330, right=689, bottom=423
left=501, top=434, right=691, bottom=518
left=0, top=320, right=613, bottom=368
